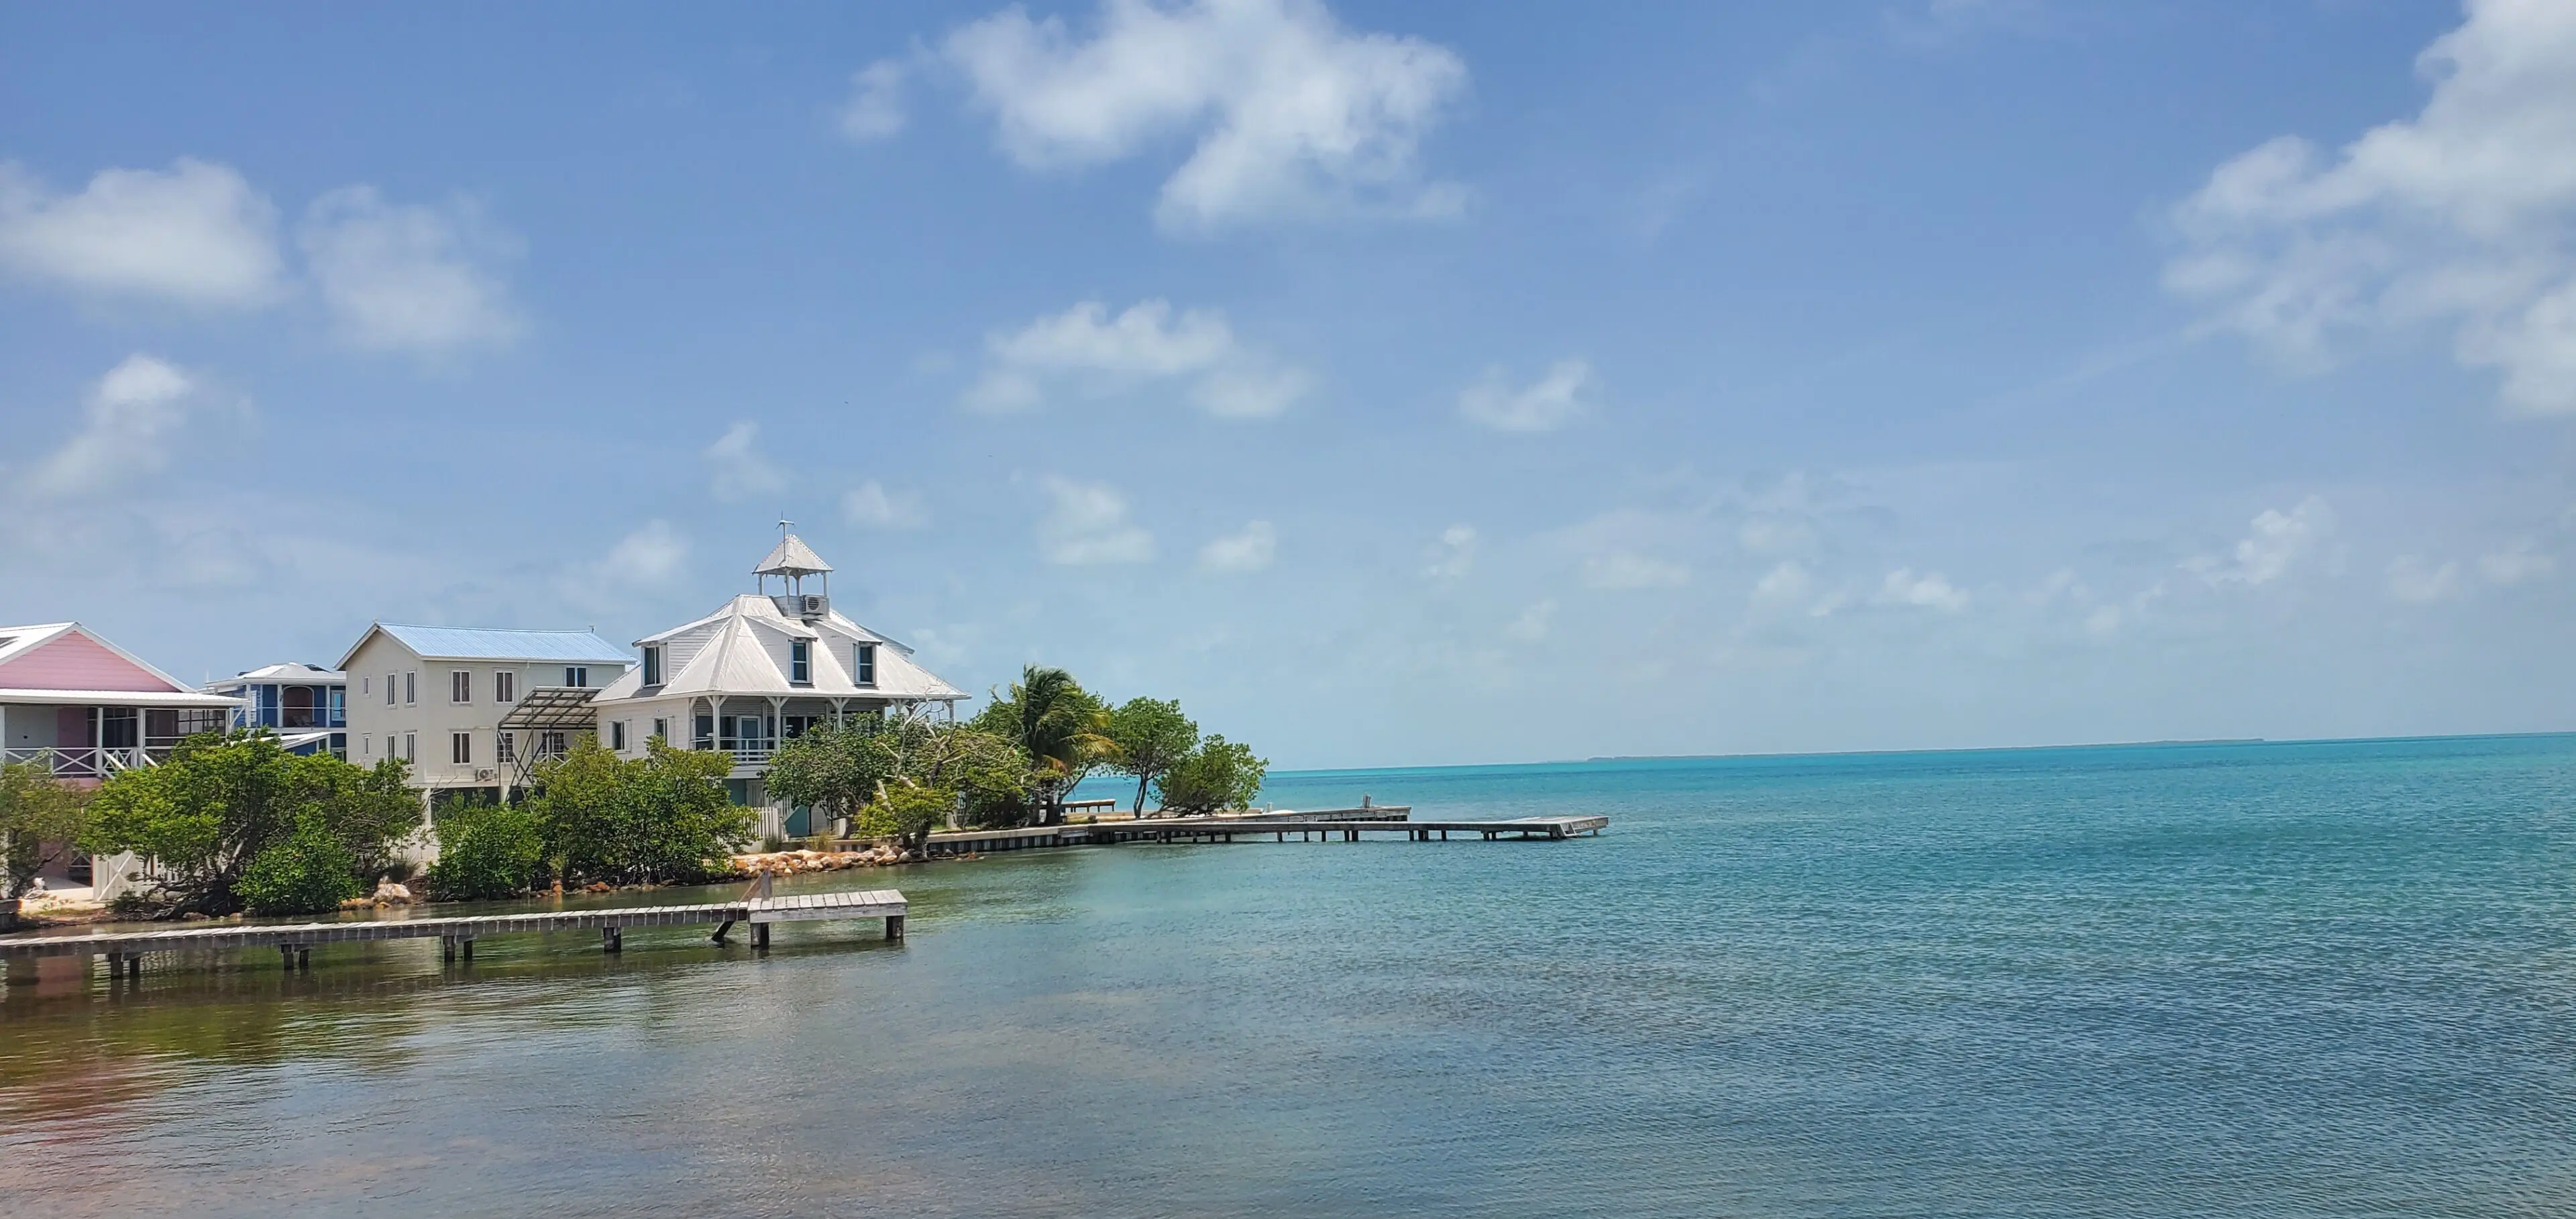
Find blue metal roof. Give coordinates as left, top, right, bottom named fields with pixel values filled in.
left=375, top=623, right=632, bottom=664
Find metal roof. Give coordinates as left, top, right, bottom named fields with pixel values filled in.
left=754, top=533, right=833, bottom=576
left=371, top=623, right=633, bottom=664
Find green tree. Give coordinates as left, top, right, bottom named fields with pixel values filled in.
left=235, top=812, right=362, bottom=914
left=1159, top=735, right=1268, bottom=815
left=424, top=799, right=543, bottom=901
left=969, top=665, right=1115, bottom=823
left=855, top=783, right=955, bottom=850
left=0, top=762, right=91, bottom=899
left=770, top=710, right=1033, bottom=837
left=526, top=739, right=752, bottom=887
left=83, top=731, right=420, bottom=918
left=1106, top=697, right=1198, bottom=816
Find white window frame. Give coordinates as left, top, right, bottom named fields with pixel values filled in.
left=451, top=731, right=472, bottom=765
left=496, top=731, right=516, bottom=764
left=564, top=666, right=588, bottom=688
left=610, top=721, right=627, bottom=751
left=386, top=673, right=397, bottom=705
left=790, top=639, right=812, bottom=686
left=450, top=670, right=472, bottom=704
left=403, top=731, right=416, bottom=762
left=495, top=670, right=516, bottom=704
left=404, top=671, right=417, bottom=706
left=643, top=646, right=663, bottom=686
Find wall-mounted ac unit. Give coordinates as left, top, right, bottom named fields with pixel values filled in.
left=798, top=594, right=828, bottom=618
left=474, top=767, right=496, bottom=780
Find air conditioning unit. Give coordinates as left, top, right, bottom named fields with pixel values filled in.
left=474, top=767, right=496, bottom=780
left=798, top=594, right=829, bottom=618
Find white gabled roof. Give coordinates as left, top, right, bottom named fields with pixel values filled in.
left=594, top=594, right=964, bottom=706
left=207, top=661, right=345, bottom=690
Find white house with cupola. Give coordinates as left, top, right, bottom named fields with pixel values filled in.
left=586, top=533, right=966, bottom=839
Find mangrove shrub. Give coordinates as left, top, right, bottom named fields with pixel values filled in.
left=84, top=731, right=419, bottom=917
left=1159, top=735, right=1268, bottom=815
left=425, top=800, right=544, bottom=900
left=527, top=739, right=751, bottom=886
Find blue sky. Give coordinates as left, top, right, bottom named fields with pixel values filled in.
left=4, top=0, right=2573, bottom=766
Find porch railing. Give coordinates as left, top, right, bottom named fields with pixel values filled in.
left=0, top=744, right=178, bottom=778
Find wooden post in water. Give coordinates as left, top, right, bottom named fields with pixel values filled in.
left=602, top=928, right=623, bottom=953
left=885, top=914, right=904, bottom=940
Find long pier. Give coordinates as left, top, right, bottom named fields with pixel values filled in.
left=923, top=806, right=1609, bottom=857
left=0, top=886, right=906, bottom=975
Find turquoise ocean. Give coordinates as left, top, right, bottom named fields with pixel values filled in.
left=5, top=734, right=2575, bottom=1216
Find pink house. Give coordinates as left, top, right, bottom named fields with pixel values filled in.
left=0, top=623, right=238, bottom=784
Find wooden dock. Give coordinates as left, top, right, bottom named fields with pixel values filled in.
left=0, top=885, right=905, bottom=975
left=922, top=806, right=1608, bottom=857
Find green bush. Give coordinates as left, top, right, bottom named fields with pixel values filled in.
left=1158, top=736, right=1267, bottom=815
left=235, top=816, right=363, bottom=914
left=425, top=801, right=543, bottom=901
left=856, top=784, right=954, bottom=849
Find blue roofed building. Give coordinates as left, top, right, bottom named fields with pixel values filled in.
left=204, top=662, right=348, bottom=759
left=335, top=622, right=631, bottom=816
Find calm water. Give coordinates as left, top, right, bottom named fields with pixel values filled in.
left=6, top=736, right=2576, bottom=1218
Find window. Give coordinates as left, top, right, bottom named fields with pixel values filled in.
left=651, top=717, right=668, bottom=743
left=496, top=731, right=516, bottom=763
left=853, top=643, right=876, bottom=686
left=451, top=670, right=472, bottom=704
left=610, top=721, right=627, bottom=751
left=386, top=673, right=396, bottom=705
left=404, top=671, right=417, bottom=706
left=495, top=670, right=516, bottom=704
left=451, top=732, right=472, bottom=765
left=642, top=646, right=663, bottom=686
left=790, top=639, right=811, bottom=685
left=693, top=714, right=714, bottom=750
left=403, top=732, right=417, bottom=762
left=327, top=687, right=346, bottom=727
left=362, top=734, right=372, bottom=756
left=362, top=676, right=370, bottom=694
left=565, top=666, right=588, bottom=688
left=539, top=731, right=567, bottom=758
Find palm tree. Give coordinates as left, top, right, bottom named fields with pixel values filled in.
left=977, top=665, right=1116, bottom=824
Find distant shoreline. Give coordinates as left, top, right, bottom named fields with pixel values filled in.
left=1256, top=731, right=2575, bottom=777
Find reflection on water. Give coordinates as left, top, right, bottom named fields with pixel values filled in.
left=6, top=737, right=2576, bottom=1217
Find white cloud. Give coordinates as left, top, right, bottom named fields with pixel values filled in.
left=601, top=521, right=688, bottom=585
left=1199, top=519, right=1277, bottom=572
left=0, top=158, right=284, bottom=308
left=1748, top=560, right=1827, bottom=618
left=2479, top=538, right=2556, bottom=584
left=1582, top=551, right=1690, bottom=590
left=2084, top=604, right=2123, bottom=638
left=1503, top=598, right=1556, bottom=643
left=299, top=186, right=522, bottom=354
left=942, top=0, right=1469, bottom=230
left=22, top=355, right=211, bottom=499
left=1738, top=515, right=1817, bottom=555
left=2165, top=0, right=2576, bottom=413
left=1876, top=568, right=1970, bottom=612
left=705, top=422, right=788, bottom=502
left=2385, top=554, right=2463, bottom=603
left=843, top=480, right=930, bottom=530
left=964, top=298, right=1307, bottom=417
left=1458, top=358, right=1593, bottom=432
left=1420, top=523, right=1475, bottom=580
left=2194, top=496, right=2334, bottom=587
left=1038, top=475, right=1155, bottom=565
left=840, top=59, right=911, bottom=140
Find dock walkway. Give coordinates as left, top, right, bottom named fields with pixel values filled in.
left=922, top=807, right=1608, bottom=857
left=0, top=886, right=906, bottom=975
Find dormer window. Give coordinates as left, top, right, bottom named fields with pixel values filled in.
left=790, top=639, right=812, bottom=686
left=853, top=643, right=876, bottom=687
left=642, top=645, right=663, bottom=686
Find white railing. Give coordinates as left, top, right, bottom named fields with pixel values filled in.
left=0, top=744, right=177, bottom=778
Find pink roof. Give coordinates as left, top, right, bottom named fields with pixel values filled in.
left=0, top=625, right=186, bottom=694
